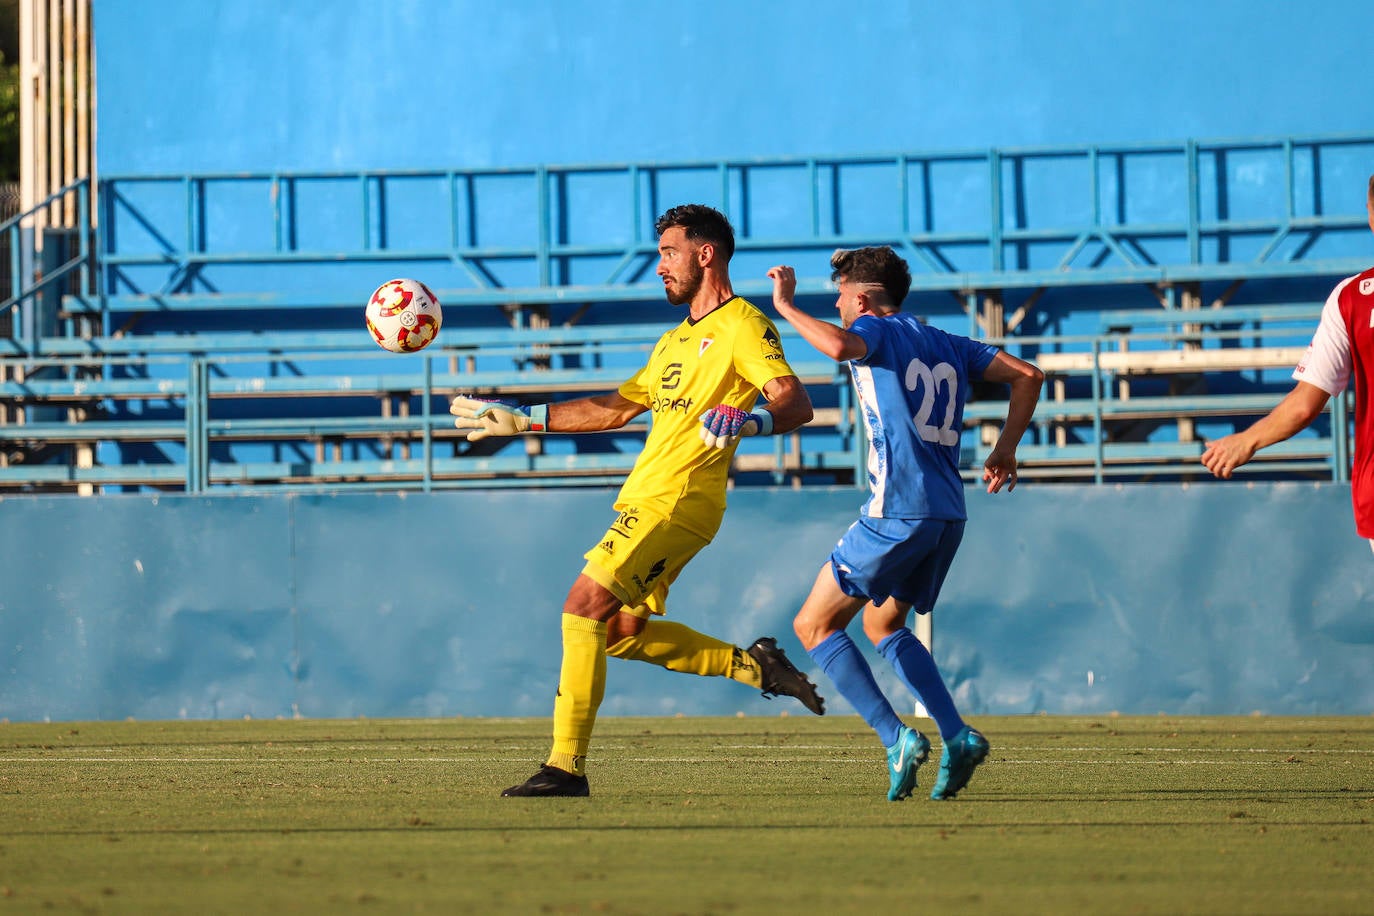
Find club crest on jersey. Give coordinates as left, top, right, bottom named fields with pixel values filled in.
left=1361, top=278, right=1374, bottom=296
left=699, top=337, right=714, bottom=357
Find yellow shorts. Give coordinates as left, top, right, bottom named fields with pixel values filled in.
left=581, top=505, right=712, bottom=620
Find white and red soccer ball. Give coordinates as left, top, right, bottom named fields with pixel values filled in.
left=365, top=278, right=442, bottom=353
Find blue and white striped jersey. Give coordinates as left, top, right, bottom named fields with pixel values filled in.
left=847, top=313, right=999, bottom=520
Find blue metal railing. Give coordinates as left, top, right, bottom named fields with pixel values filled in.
left=2, top=133, right=1368, bottom=493
left=5, top=134, right=1370, bottom=342
left=88, top=132, right=1374, bottom=309
left=1, top=180, right=95, bottom=351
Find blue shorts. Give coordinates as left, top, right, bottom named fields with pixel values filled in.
left=830, top=516, right=965, bottom=613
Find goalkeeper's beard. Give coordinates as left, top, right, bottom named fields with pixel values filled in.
left=664, top=265, right=704, bottom=306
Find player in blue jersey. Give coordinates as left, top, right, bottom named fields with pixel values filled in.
left=768, top=247, right=1042, bottom=800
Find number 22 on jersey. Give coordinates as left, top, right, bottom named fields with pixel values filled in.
left=905, top=358, right=960, bottom=446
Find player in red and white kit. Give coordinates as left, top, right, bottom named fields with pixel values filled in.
left=1201, top=174, right=1374, bottom=550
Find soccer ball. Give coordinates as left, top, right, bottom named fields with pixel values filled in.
left=365, top=278, right=442, bottom=353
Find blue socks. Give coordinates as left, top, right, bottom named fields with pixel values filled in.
left=808, top=631, right=905, bottom=748
left=877, top=627, right=966, bottom=741
left=809, top=626, right=967, bottom=746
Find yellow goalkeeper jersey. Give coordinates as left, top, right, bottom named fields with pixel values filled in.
left=616, top=296, right=797, bottom=538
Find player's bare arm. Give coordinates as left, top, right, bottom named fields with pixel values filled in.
left=451, top=391, right=646, bottom=441
left=757, top=374, right=815, bottom=434
left=978, top=351, right=1044, bottom=493
left=768, top=265, right=867, bottom=362
left=1201, top=381, right=1331, bottom=479
left=547, top=391, right=648, bottom=432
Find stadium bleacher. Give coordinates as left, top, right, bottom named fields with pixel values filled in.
left=1, top=133, right=1368, bottom=493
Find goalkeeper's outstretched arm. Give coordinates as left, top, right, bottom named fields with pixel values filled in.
left=450, top=392, right=647, bottom=442
left=548, top=392, right=648, bottom=432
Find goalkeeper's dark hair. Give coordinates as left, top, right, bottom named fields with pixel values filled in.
left=655, top=204, right=735, bottom=262
left=829, top=246, right=912, bottom=308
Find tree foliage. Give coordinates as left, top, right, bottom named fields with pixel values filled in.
left=0, top=50, right=18, bottom=182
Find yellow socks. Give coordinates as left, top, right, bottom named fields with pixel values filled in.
left=547, top=616, right=765, bottom=776
left=605, top=618, right=763, bottom=689
left=547, top=614, right=607, bottom=777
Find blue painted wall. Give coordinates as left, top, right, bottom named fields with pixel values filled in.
left=96, top=0, right=1373, bottom=173
left=2, top=485, right=1371, bottom=722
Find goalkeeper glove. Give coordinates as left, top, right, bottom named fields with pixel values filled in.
left=699, top=404, right=774, bottom=449
left=450, top=396, right=549, bottom=442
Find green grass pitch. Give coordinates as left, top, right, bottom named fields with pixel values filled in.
left=2, top=715, right=1371, bottom=913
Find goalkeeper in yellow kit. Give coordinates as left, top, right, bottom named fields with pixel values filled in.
left=451, top=204, right=823, bottom=797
